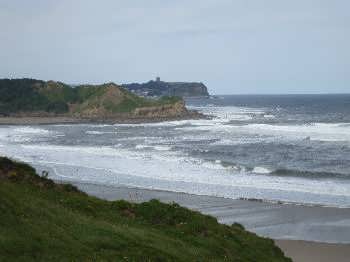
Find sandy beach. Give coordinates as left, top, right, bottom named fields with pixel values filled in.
left=276, top=240, right=350, bottom=262
left=0, top=113, right=206, bottom=126
left=69, top=181, right=350, bottom=262
left=0, top=117, right=87, bottom=125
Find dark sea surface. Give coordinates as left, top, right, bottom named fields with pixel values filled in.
left=1, top=94, right=350, bottom=207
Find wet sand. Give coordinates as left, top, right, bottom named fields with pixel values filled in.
left=276, top=240, right=350, bottom=262
left=0, top=113, right=205, bottom=125
left=0, top=116, right=86, bottom=125
left=70, top=182, right=350, bottom=243
left=69, top=182, right=350, bottom=262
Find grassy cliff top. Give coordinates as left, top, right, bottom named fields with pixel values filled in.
left=0, top=157, right=291, bottom=261
left=0, top=78, right=182, bottom=116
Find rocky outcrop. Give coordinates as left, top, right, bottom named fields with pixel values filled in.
left=71, top=100, right=201, bottom=122
left=71, top=84, right=125, bottom=118
left=133, top=101, right=188, bottom=118
left=0, top=78, right=205, bottom=122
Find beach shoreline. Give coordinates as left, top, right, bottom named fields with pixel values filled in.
left=275, top=240, right=350, bottom=262
left=66, top=181, right=350, bottom=242
left=63, top=181, right=350, bottom=261
left=0, top=112, right=207, bottom=126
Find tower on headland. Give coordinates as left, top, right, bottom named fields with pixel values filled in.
left=156, top=76, right=160, bottom=82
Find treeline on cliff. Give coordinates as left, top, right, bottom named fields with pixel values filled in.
left=0, top=78, right=181, bottom=116
left=0, top=79, right=79, bottom=115
left=0, top=79, right=67, bottom=114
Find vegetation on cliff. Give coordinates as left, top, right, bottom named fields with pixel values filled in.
left=0, top=157, right=291, bottom=261
left=0, top=79, right=183, bottom=117
left=123, top=79, right=210, bottom=97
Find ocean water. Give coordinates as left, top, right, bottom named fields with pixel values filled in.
left=1, top=94, right=350, bottom=207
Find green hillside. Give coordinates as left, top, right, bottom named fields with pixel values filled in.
left=0, top=79, right=181, bottom=116
left=0, top=157, right=291, bottom=261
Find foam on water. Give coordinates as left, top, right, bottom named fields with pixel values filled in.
left=13, top=127, right=51, bottom=134
left=1, top=136, right=349, bottom=207
left=135, top=144, right=172, bottom=151
left=153, top=145, right=172, bottom=151
left=252, top=167, right=272, bottom=174
left=113, top=105, right=260, bottom=128
left=135, top=144, right=148, bottom=150
left=175, top=120, right=350, bottom=143
left=114, top=120, right=194, bottom=127
left=243, top=123, right=350, bottom=142
left=188, top=105, right=265, bottom=122
left=0, top=97, right=350, bottom=208
left=0, top=126, right=60, bottom=144
left=86, top=130, right=116, bottom=135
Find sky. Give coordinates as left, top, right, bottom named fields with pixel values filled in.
left=0, top=0, right=349, bottom=94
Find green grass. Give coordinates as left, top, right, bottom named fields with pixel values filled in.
left=0, top=79, right=183, bottom=116
left=74, top=83, right=183, bottom=114
left=102, top=89, right=182, bottom=113
left=0, top=157, right=291, bottom=261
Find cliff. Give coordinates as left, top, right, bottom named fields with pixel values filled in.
left=0, top=79, right=195, bottom=120
left=133, top=100, right=188, bottom=118
left=167, top=82, right=209, bottom=97
left=122, top=79, right=210, bottom=97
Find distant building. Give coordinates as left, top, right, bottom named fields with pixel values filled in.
left=156, top=77, right=160, bottom=82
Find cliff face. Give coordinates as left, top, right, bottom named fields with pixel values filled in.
left=122, top=80, right=209, bottom=97
left=0, top=79, right=195, bottom=120
left=133, top=101, right=188, bottom=118
left=71, top=84, right=192, bottom=119
left=72, top=83, right=133, bottom=118
left=76, top=98, right=193, bottom=120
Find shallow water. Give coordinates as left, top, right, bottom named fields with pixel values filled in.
left=1, top=94, right=350, bottom=207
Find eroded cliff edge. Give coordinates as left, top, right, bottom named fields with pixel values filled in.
left=0, top=78, right=204, bottom=124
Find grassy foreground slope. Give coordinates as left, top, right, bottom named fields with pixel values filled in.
left=0, top=157, right=291, bottom=261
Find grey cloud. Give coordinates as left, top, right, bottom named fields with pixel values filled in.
left=0, top=0, right=349, bottom=93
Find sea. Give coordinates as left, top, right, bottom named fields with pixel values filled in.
left=1, top=94, right=350, bottom=208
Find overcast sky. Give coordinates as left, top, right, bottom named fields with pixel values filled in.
left=0, top=0, right=349, bottom=94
